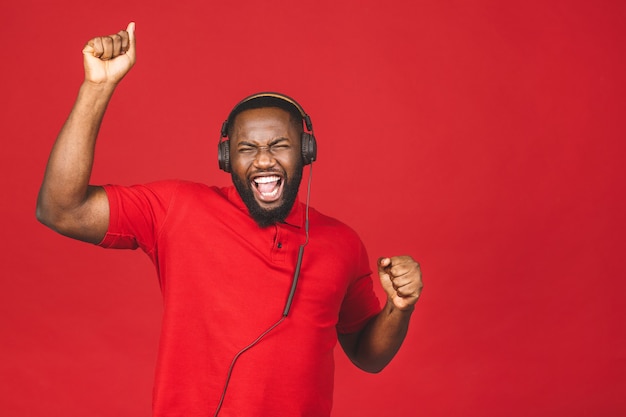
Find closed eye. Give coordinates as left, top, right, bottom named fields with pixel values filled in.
left=237, top=138, right=292, bottom=154
left=269, top=138, right=291, bottom=151
left=238, top=146, right=256, bottom=153
left=271, top=143, right=290, bottom=150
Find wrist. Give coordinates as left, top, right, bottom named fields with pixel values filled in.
left=76, top=81, right=118, bottom=109
left=385, top=299, right=416, bottom=315
left=81, top=79, right=118, bottom=94
left=71, top=81, right=118, bottom=118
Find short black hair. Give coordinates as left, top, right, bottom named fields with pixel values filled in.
left=226, top=96, right=304, bottom=138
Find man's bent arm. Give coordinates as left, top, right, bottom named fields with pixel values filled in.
left=36, top=23, right=136, bottom=243
left=338, top=256, right=422, bottom=373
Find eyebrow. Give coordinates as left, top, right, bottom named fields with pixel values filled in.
left=237, top=137, right=290, bottom=148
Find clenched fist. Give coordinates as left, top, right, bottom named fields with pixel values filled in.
left=378, top=256, right=423, bottom=311
left=82, top=22, right=136, bottom=85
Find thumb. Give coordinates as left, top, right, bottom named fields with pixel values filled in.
left=82, top=39, right=95, bottom=56
left=126, top=22, right=137, bottom=59
left=377, top=257, right=395, bottom=296
left=127, top=22, right=136, bottom=43
left=377, top=257, right=392, bottom=276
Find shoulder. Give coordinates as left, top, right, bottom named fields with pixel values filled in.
left=104, top=179, right=227, bottom=209
left=117, top=179, right=223, bottom=198
left=305, top=206, right=372, bottom=283
left=308, top=206, right=364, bottom=246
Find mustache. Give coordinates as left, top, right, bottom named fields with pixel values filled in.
left=249, top=168, right=284, bottom=176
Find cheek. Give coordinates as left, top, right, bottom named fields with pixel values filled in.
left=231, top=165, right=251, bottom=186
left=230, top=154, right=252, bottom=174
left=279, top=150, right=303, bottom=171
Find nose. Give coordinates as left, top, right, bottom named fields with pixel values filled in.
left=253, top=146, right=275, bottom=169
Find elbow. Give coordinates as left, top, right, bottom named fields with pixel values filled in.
left=347, top=349, right=390, bottom=373
left=338, top=327, right=393, bottom=374
left=355, top=360, right=388, bottom=374
left=35, top=203, right=79, bottom=239
left=36, top=204, right=60, bottom=232
left=35, top=196, right=67, bottom=232
left=366, top=365, right=386, bottom=374
left=35, top=198, right=53, bottom=228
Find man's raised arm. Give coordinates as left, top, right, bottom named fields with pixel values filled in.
left=36, top=22, right=136, bottom=244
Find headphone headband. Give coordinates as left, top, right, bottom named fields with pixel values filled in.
left=217, top=92, right=317, bottom=172
left=220, top=92, right=313, bottom=137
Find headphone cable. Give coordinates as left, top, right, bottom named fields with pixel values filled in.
left=212, top=315, right=285, bottom=417
left=212, top=165, right=312, bottom=416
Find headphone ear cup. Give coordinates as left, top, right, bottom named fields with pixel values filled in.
left=301, top=132, right=317, bottom=165
left=218, top=140, right=231, bottom=173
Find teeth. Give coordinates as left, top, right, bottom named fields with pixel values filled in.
left=254, top=176, right=280, bottom=184
left=261, top=187, right=280, bottom=197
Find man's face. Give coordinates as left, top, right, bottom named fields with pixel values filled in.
left=229, top=107, right=303, bottom=227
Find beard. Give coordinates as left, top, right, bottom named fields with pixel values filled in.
left=232, top=164, right=303, bottom=228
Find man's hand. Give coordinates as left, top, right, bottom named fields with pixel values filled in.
left=378, top=256, right=423, bottom=311
left=82, top=22, right=136, bottom=85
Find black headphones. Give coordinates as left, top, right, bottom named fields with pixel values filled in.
left=217, top=92, right=317, bottom=173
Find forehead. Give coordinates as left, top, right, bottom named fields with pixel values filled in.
left=231, top=107, right=297, bottom=142
left=232, top=107, right=290, bottom=131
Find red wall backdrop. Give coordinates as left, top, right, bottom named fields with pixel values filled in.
left=1, top=1, right=624, bottom=416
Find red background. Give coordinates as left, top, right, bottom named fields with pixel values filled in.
left=1, top=1, right=625, bottom=416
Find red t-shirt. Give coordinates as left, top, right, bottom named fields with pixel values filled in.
left=99, top=180, right=381, bottom=417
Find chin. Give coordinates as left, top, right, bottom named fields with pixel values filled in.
left=255, top=197, right=284, bottom=211
left=232, top=177, right=292, bottom=227
left=232, top=166, right=303, bottom=228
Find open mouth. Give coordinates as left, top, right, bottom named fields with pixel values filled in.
left=251, top=174, right=284, bottom=203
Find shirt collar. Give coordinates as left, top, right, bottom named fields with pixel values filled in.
left=225, top=186, right=304, bottom=229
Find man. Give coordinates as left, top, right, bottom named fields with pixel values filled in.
left=37, top=22, right=423, bottom=417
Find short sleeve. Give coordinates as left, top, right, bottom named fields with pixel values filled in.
left=336, top=240, right=381, bottom=334
left=98, top=181, right=180, bottom=254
